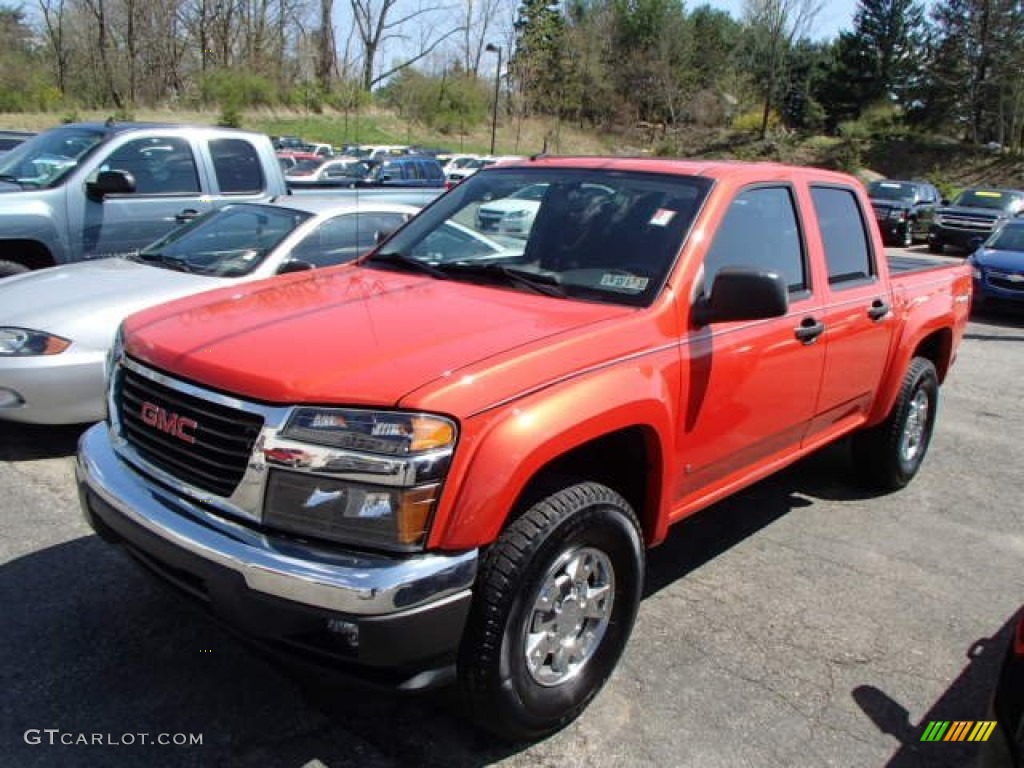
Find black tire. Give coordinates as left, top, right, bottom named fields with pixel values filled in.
left=0, top=259, right=29, bottom=278
left=852, top=357, right=939, bottom=491
left=902, top=220, right=915, bottom=248
left=458, top=481, right=644, bottom=742
left=928, top=241, right=944, bottom=254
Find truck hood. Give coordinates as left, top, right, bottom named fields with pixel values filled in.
left=0, top=258, right=225, bottom=349
left=937, top=205, right=1007, bottom=219
left=869, top=198, right=912, bottom=212
left=125, top=266, right=632, bottom=411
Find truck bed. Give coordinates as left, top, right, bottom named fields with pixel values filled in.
left=887, top=253, right=953, bottom=274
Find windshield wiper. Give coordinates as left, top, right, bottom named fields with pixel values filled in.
left=437, top=262, right=567, bottom=298
left=0, top=174, right=22, bottom=186
left=364, top=251, right=448, bottom=279
left=133, top=251, right=194, bottom=273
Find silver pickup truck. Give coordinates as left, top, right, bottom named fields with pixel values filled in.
left=0, top=122, right=289, bottom=277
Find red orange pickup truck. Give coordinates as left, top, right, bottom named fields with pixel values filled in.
left=77, top=157, right=971, bottom=741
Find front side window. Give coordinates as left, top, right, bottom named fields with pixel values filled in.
left=811, top=186, right=875, bottom=286
left=367, top=168, right=710, bottom=307
left=98, top=137, right=200, bottom=195
left=209, top=138, right=264, bottom=194
left=291, top=211, right=410, bottom=267
left=703, top=186, right=806, bottom=294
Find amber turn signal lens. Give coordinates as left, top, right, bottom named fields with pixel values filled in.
left=410, top=416, right=455, bottom=452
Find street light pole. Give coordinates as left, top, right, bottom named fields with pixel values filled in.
left=485, top=43, right=502, bottom=155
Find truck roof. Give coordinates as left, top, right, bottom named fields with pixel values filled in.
left=503, top=155, right=859, bottom=185
left=65, top=121, right=268, bottom=138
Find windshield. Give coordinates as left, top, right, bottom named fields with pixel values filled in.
left=985, top=224, right=1024, bottom=252
left=288, top=159, right=322, bottom=175
left=953, top=189, right=1024, bottom=212
left=0, top=126, right=106, bottom=188
left=869, top=181, right=916, bottom=201
left=137, top=204, right=312, bottom=276
left=368, top=167, right=711, bottom=307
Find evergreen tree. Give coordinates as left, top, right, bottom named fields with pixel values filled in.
left=512, top=0, right=568, bottom=117
left=818, top=0, right=925, bottom=129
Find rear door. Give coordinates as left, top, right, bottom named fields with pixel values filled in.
left=675, top=184, right=826, bottom=509
left=804, top=183, right=896, bottom=444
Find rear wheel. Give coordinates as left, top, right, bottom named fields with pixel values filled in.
left=458, top=481, right=644, bottom=742
left=852, top=357, right=939, bottom=491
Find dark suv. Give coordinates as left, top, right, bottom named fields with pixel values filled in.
left=360, top=155, right=445, bottom=188
left=867, top=179, right=941, bottom=248
left=929, top=187, right=1024, bottom=254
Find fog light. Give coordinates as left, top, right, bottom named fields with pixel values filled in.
left=0, top=388, right=24, bottom=408
left=326, top=618, right=360, bottom=648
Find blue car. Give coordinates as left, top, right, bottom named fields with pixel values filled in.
left=969, top=220, right=1024, bottom=311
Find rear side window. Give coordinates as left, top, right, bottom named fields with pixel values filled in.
left=703, top=186, right=806, bottom=294
left=811, top=186, right=874, bottom=286
left=209, top=138, right=265, bottom=194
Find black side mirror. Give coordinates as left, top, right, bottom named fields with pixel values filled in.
left=87, top=169, right=136, bottom=200
left=375, top=228, right=398, bottom=244
left=693, top=268, right=789, bottom=326
left=276, top=259, right=314, bottom=275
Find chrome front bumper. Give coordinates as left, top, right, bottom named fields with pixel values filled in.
left=76, top=422, right=478, bottom=617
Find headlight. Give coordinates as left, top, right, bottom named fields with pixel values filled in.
left=282, top=407, right=455, bottom=455
left=265, top=472, right=440, bottom=551
left=105, top=323, right=125, bottom=377
left=0, top=327, right=70, bottom=356
left=888, top=209, right=906, bottom=221
left=267, top=407, right=458, bottom=550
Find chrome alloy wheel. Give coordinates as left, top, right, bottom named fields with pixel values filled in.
left=523, top=547, right=615, bottom=687
left=900, top=389, right=930, bottom=463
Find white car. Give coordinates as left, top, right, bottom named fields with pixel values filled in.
left=475, top=183, right=549, bottom=237
left=0, top=198, right=419, bottom=424
left=285, top=158, right=369, bottom=186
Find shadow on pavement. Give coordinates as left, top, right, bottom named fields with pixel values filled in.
left=852, top=612, right=1014, bottom=768
left=0, top=536, right=523, bottom=768
left=0, top=421, right=93, bottom=461
left=645, top=440, right=875, bottom=598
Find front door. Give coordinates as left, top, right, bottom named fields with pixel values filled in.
left=77, top=135, right=211, bottom=259
left=673, top=184, right=826, bottom=516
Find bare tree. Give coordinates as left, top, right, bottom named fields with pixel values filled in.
left=743, top=0, right=821, bottom=138
left=349, top=0, right=461, bottom=90
left=38, top=0, right=70, bottom=93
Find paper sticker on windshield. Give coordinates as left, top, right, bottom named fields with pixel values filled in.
left=650, top=209, right=676, bottom=227
left=880, top=182, right=901, bottom=188
left=600, top=273, right=649, bottom=291
left=977, top=191, right=1004, bottom=198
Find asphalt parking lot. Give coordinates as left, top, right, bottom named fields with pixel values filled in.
left=1, top=247, right=1021, bottom=768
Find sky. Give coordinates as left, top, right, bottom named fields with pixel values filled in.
left=700, top=0, right=859, bottom=40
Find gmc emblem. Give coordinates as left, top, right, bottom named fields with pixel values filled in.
left=140, top=401, right=198, bottom=444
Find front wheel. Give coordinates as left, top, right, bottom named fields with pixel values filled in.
left=0, top=259, right=29, bottom=278
left=852, top=357, right=939, bottom=491
left=902, top=220, right=915, bottom=248
left=458, top=481, right=644, bottom=742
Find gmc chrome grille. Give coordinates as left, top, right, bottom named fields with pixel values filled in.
left=117, top=364, right=264, bottom=497
left=940, top=214, right=998, bottom=232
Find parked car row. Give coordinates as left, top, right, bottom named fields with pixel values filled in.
left=867, top=177, right=1024, bottom=314
left=0, top=196, right=422, bottom=423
